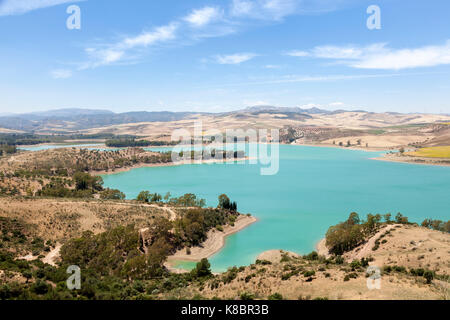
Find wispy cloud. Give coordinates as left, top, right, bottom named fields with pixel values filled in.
left=230, top=0, right=298, bottom=21
left=61, top=0, right=351, bottom=72
left=229, top=0, right=350, bottom=21
left=200, top=71, right=444, bottom=88
left=80, top=22, right=178, bottom=69
left=184, top=6, right=223, bottom=27
left=290, top=41, right=450, bottom=70
left=216, top=53, right=257, bottom=64
left=51, top=69, right=72, bottom=79
left=264, top=64, right=281, bottom=69
left=0, top=0, right=84, bottom=16
left=122, top=23, right=178, bottom=48
left=285, top=50, right=309, bottom=57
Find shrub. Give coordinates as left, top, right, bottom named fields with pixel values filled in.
left=268, top=293, right=283, bottom=300
left=100, top=188, right=125, bottom=200
left=350, top=260, right=361, bottom=270
left=423, top=271, right=434, bottom=284
left=31, top=279, right=50, bottom=295
left=240, top=292, right=255, bottom=300
left=304, top=251, right=319, bottom=261
left=335, top=256, right=344, bottom=264
left=303, top=270, right=316, bottom=277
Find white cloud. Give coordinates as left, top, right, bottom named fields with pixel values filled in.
left=51, top=69, right=72, bottom=79
left=230, top=0, right=298, bottom=20
left=81, top=23, right=178, bottom=69
left=72, top=1, right=349, bottom=70
left=353, top=42, right=450, bottom=70
left=184, top=6, right=222, bottom=27
left=122, top=23, right=178, bottom=48
left=296, top=41, right=450, bottom=70
left=216, top=53, right=257, bottom=64
left=285, top=50, right=309, bottom=57
left=0, top=0, right=84, bottom=16
left=264, top=64, right=281, bottom=69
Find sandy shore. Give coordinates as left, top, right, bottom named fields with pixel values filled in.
left=92, top=156, right=251, bottom=175
left=166, top=215, right=257, bottom=270
left=315, top=238, right=331, bottom=258
left=256, top=250, right=300, bottom=263
left=372, top=154, right=450, bottom=167
left=292, top=142, right=389, bottom=153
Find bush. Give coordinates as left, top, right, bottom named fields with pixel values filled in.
left=268, top=293, right=283, bottom=300
left=335, top=256, right=344, bottom=264
left=100, top=188, right=125, bottom=200
left=255, top=259, right=272, bottom=265
left=31, top=279, right=50, bottom=295
left=350, top=260, right=361, bottom=270
left=240, top=292, right=255, bottom=300
left=303, top=270, right=315, bottom=277
left=304, top=251, right=319, bottom=261
left=423, top=270, right=434, bottom=284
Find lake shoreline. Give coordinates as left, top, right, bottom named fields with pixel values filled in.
left=166, top=215, right=258, bottom=272
left=315, top=238, right=331, bottom=258
left=371, top=154, right=450, bottom=167
left=93, top=156, right=252, bottom=176
left=291, top=142, right=388, bottom=153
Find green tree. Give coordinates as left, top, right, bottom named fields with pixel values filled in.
left=73, top=172, right=103, bottom=191
left=218, top=194, right=231, bottom=210
left=194, top=258, right=211, bottom=277
left=151, top=193, right=162, bottom=203
left=395, top=213, right=408, bottom=224
left=163, top=192, right=171, bottom=202
left=100, top=188, right=125, bottom=200
left=347, top=212, right=360, bottom=225
left=136, top=191, right=151, bottom=203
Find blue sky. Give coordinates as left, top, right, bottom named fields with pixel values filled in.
left=1, top=0, right=450, bottom=114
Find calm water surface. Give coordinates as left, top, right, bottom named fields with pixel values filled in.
left=102, top=145, right=450, bottom=271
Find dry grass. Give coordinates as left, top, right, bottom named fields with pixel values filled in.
left=407, top=146, right=450, bottom=158
left=0, top=197, right=172, bottom=246
left=81, top=112, right=450, bottom=138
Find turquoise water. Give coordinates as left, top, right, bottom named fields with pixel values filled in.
left=102, top=145, right=450, bottom=272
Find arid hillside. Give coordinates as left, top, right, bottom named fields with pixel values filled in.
left=75, top=111, right=450, bottom=151
left=167, top=224, right=449, bottom=300
left=0, top=197, right=174, bottom=246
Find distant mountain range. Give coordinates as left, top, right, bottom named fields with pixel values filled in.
left=0, top=108, right=206, bottom=133
left=240, top=105, right=370, bottom=115
left=0, top=106, right=447, bottom=134
left=0, top=106, right=335, bottom=132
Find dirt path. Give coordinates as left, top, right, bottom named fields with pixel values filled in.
left=347, top=224, right=398, bottom=261
left=316, top=224, right=399, bottom=260
left=150, top=205, right=177, bottom=221
left=42, top=244, right=62, bottom=266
